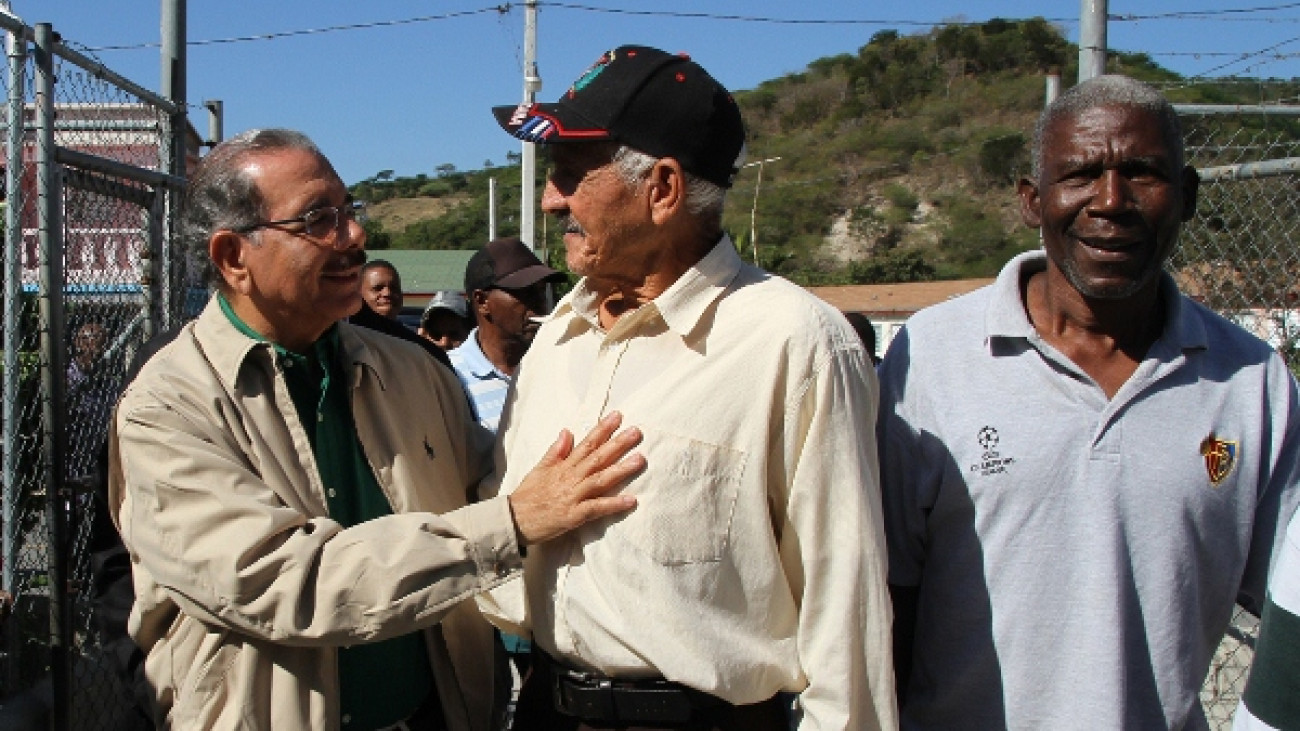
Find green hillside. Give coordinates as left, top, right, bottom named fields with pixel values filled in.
left=351, top=17, right=1300, bottom=286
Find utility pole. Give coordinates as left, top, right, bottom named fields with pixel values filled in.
left=488, top=177, right=497, bottom=241
left=745, top=156, right=781, bottom=266
left=1078, top=0, right=1108, bottom=82
left=520, top=0, right=540, bottom=251
left=160, top=0, right=186, bottom=333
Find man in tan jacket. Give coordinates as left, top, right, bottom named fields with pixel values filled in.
left=110, top=128, right=644, bottom=731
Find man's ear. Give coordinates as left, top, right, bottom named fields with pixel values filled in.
left=209, top=230, right=251, bottom=293
left=1017, top=177, right=1042, bottom=229
left=646, top=158, right=686, bottom=225
left=472, top=289, right=492, bottom=320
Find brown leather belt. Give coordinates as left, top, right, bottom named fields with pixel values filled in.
left=537, top=650, right=726, bottom=725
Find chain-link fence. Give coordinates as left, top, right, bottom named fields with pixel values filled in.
left=0, top=15, right=189, bottom=731
left=1174, top=101, right=1300, bottom=727
left=1176, top=103, right=1300, bottom=361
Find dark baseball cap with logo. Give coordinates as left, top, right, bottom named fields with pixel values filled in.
left=464, top=236, right=566, bottom=294
left=492, top=45, right=747, bottom=189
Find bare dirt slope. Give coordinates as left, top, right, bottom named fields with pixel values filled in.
left=368, top=195, right=467, bottom=232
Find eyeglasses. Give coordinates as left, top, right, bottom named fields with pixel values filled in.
left=234, top=200, right=367, bottom=240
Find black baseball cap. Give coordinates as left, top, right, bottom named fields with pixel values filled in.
left=464, top=236, right=565, bottom=294
left=492, top=45, right=747, bottom=189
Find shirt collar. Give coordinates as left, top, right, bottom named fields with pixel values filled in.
left=984, top=250, right=1207, bottom=352
left=550, top=234, right=743, bottom=340
left=216, top=290, right=340, bottom=365
left=200, top=292, right=374, bottom=390
left=451, top=328, right=507, bottom=380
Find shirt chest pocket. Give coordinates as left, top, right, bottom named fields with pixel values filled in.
left=604, top=430, right=746, bottom=565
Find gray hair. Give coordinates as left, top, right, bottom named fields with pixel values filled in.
left=611, top=146, right=727, bottom=228
left=182, top=128, right=323, bottom=289
left=1031, top=74, right=1184, bottom=179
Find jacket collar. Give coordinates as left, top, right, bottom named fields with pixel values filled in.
left=194, top=294, right=386, bottom=392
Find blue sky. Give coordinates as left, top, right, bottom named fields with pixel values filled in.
left=19, top=2, right=1300, bottom=184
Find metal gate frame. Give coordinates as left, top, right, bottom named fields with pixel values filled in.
left=0, top=11, right=187, bottom=730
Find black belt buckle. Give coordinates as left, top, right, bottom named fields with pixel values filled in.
left=552, top=669, right=694, bottom=725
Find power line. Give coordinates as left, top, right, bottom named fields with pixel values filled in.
left=72, top=1, right=1300, bottom=80
left=534, top=3, right=1075, bottom=26
left=82, top=3, right=1085, bottom=53
left=74, top=2, right=1300, bottom=56
left=1154, top=51, right=1300, bottom=57
left=537, top=2, right=1300, bottom=26
left=84, top=6, right=510, bottom=51
left=1190, top=33, right=1300, bottom=77
left=1113, top=3, right=1300, bottom=21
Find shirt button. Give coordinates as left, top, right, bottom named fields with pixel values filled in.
left=342, top=714, right=351, bottom=724
left=328, top=488, right=337, bottom=498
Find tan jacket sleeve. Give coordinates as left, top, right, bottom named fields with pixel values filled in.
left=115, top=392, right=522, bottom=647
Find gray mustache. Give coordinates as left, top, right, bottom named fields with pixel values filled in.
left=560, top=216, right=585, bottom=235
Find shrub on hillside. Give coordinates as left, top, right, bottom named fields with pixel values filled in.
left=848, top=249, right=937, bottom=284
left=978, top=132, right=1028, bottom=184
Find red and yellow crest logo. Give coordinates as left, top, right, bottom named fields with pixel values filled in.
left=1200, top=434, right=1238, bottom=487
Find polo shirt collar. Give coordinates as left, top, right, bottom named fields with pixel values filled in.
left=984, top=249, right=1208, bottom=352
left=454, top=328, right=507, bottom=380
left=550, top=234, right=742, bottom=340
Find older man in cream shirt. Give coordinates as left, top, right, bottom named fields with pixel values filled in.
left=481, top=45, right=895, bottom=731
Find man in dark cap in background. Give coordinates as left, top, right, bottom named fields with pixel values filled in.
left=481, top=45, right=895, bottom=730
left=449, top=236, right=565, bottom=433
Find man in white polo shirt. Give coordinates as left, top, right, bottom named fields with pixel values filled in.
left=878, top=75, right=1300, bottom=729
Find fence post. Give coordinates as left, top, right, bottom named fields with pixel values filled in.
left=1078, top=0, right=1108, bottom=82
left=1, top=16, right=24, bottom=694
left=34, top=22, right=70, bottom=731
left=159, top=0, right=186, bottom=333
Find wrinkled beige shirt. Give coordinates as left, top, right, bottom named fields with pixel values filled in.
left=111, top=299, right=520, bottom=731
left=481, top=238, right=897, bottom=730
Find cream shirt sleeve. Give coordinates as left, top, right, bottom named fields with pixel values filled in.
left=115, top=390, right=522, bottom=647
left=781, top=343, right=897, bottom=731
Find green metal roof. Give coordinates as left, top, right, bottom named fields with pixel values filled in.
left=368, top=249, right=475, bottom=294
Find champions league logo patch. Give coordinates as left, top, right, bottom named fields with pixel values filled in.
left=969, top=425, right=1015, bottom=477
left=1200, top=434, right=1238, bottom=487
